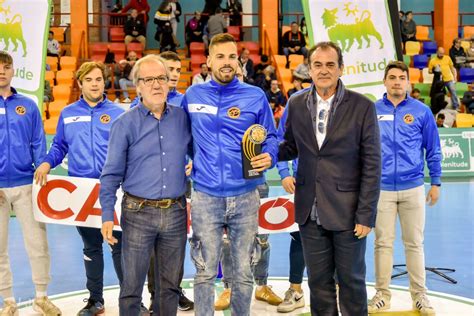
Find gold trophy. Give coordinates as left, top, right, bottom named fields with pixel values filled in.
left=242, top=124, right=267, bottom=179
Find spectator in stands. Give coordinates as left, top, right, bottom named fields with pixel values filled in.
left=399, top=11, right=404, bottom=29
left=287, top=77, right=303, bottom=98
left=186, top=11, right=205, bottom=56
left=401, top=11, right=417, bottom=43
left=411, top=88, right=425, bottom=103
left=124, top=9, right=147, bottom=48
left=239, top=48, right=254, bottom=83
left=266, top=80, right=286, bottom=109
left=282, top=22, right=307, bottom=68
left=121, top=0, right=150, bottom=24
left=226, top=0, right=242, bottom=27
left=192, top=63, right=212, bottom=85
left=467, top=37, right=474, bottom=68
left=300, top=17, right=309, bottom=47
left=118, top=51, right=138, bottom=102
left=169, top=0, right=182, bottom=41
left=201, top=0, right=223, bottom=24
left=436, top=113, right=445, bottom=128
left=154, top=1, right=177, bottom=52
left=449, top=38, right=467, bottom=69
left=253, top=54, right=270, bottom=79
left=47, top=31, right=61, bottom=57
left=111, top=1, right=122, bottom=13
left=293, top=56, right=311, bottom=83
left=461, top=91, right=474, bottom=114
left=255, top=65, right=276, bottom=91
left=428, top=47, right=459, bottom=110
left=43, top=80, right=53, bottom=103
left=207, top=8, right=227, bottom=42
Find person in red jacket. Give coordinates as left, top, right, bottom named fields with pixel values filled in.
left=121, top=0, right=150, bottom=24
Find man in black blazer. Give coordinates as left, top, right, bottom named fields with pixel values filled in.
left=278, top=41, right=381, bottom=315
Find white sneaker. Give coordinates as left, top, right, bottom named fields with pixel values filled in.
left=123, top=97, right=131, bottom=103
left=368, top=291, right=391, bottom=313
left=413, top=294, right=436, bottom=316
left=277, top=288, right=305, bottom=313
left=114, top=98, right=120, bottom=103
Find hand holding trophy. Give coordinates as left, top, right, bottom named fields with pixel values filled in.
left=242, top=124, right=270, bottom=179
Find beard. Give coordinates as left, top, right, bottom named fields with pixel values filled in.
left=213, top=67, right=236, bottom=84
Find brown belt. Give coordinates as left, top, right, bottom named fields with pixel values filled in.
left=124, top=192, right=182, bottom=209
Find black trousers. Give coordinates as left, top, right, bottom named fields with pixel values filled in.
left=299, top=220, right=368, bottom=316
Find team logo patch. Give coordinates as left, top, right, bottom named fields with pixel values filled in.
left=403, top=114, right=414, bottom=124
left=227, top=107, right=241, bottom=119
left=100, top=114, right=111, bottom=124
left=15, top=106, right=26, bottom=115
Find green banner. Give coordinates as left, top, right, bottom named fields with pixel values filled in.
left=434, top=128, right=474, bottom=177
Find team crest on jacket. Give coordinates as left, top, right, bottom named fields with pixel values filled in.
left=403, top=114, right=414, bottom=124
left=227, top=107, right=240, bottom=119
left=100, top=114, right=111, bottom=124
left=15, top=106, right=26, bottom=115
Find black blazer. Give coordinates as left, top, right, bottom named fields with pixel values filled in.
left=278, top=87, right=381, bottom=231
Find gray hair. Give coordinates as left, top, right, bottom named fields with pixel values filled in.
left=131, top=54, right=170, bottom=86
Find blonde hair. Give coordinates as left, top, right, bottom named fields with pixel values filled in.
left=76, top=62, right=106, bottom=83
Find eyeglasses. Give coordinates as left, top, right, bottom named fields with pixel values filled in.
left=138, top=76, right=169, bottom=86
left=318, top=109, right=327, bottom=133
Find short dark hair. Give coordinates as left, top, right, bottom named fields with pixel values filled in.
left=291, top=21, right=298, bottom=26
left=209, top=33, right=236, bottom=50
left=0, top=50, right=13, bottom=65
left=406, top=11, right=413, bottom=15
left=437, top=113, right=445, bottom=119
left=159, top=51, right=181, bottom=62
left=200, top=63, right=207, bottom=68
left=260, top=55, right=269, bottom=63
left=383, top=60, right=409, bottom=79
left=308, top=41, right=344, bottom=68
left=49, top=30, right=54, bottom=36
left=412, top=88, right=420, bottom=94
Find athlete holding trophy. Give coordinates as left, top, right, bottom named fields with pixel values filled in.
left=182, top=33, right=278, bottom=316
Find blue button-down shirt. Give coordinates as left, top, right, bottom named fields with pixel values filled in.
left=99, top=102, right=192, bottom=222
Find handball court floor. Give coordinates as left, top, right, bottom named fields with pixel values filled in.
left=3, top=181, right=473, bottom=315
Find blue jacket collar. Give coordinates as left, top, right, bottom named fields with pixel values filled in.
left=209, top=77, right=240, bottom=91
left=79, top=93, right=108, bottom=109
left=382, top=92, right=409, bottom=108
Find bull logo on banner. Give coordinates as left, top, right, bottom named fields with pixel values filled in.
left=0, top=0, right=27, bottom=57
left=321, top=2, right=384, bottom=52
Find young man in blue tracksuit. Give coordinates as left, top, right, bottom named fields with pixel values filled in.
left=182, top=33, right=278, bottom=316
left=275, top=93, right=308, bottom=313
left=34, top=62, right=128, bottom=316
left=0, top=51, right=62, bottom=316
left=369, top=61, right=441, bottom=316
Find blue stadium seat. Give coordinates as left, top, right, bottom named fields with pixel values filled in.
left=413, top=54, right=429, bottom=69
left=422, top=41, right=437, bottom=55
left=459, top=68, right=474, bottom=84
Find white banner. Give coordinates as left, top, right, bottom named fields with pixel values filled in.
left=1, top=0, right=50, bottom=107
left=32, top=175, right=299, bottom=234
left=302, top=0, right=398, bottom=100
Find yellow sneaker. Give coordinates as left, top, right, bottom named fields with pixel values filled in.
left=33, top=296, right=62, bottom=316
left=0, top=300, right=18, bottom=316
left=215, top=288, right=231, bottom=311
left=255, top=285, right=283, bottom=306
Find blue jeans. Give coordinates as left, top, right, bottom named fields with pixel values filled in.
left=221, top=184, right=270, bottom=287
left=445, top=80, right=459, bottom=109
left=283, top=47, right=308, bottom=61
left=119, top=195, right=187, bottom=316
left=76, top=226, right=123, bottom=303
left=190, top=189, right=260, bottom=316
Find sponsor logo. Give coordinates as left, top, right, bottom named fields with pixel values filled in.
left=15, top=105, right=26, bottom=115
left=227, top=106, right=241, bottom=119
left=403, top=113, right=414, bottom=124
left=100, top=114, right=111, bottom=124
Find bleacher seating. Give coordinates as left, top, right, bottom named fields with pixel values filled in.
left=413, top=54, right=429, bottom=69
left=89, top=43, right=108, bottom=62
left=227, top=26, right=240, bottom=41
left=190, top=54, right=207, bottom=70
left=455, top=82, right=469, bottom=97
left=416, top=26, right=430, bottom=41
left=463, top=26, right=474, bottom=39
left=189, top=42, right=205, bottom=55
left=126, top=42, right=144, bottom=57
left=403, top=55, right=411, bottom=67
left=55, top=70, right=75, bottom=86
left=52, top=84, right=72, bottom=102
left=59, top=56, right=77, bottom=72
left=289, top=55, right=304, bottom=70
left=408, top=67, right=422, bottom=84
left=456, top=113, right=473, bottom=127
left=110, top=27, right=125, bottom=42
left=273, top=55, right=287, bottom=68
left=422, top=41, right=437, bottom=55
left=109, top=43, right=126, bottom=61
left=405, top=41, right=421, bottom=56
left=422, top=67, right=434, bottom=84
left=46, top=56, right=59, bottom=72
left=238, top=42, right=260, bottom=54
left=45, top=71, right=55, bottom=86
left=50, top=26, right=66, bottom=43
left=459, top=68, right=474, bottom=83
left=44, top=117, right=59, bottom=135
left=413, top=83, right=431, bottom=98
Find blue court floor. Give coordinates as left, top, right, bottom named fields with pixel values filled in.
left=3, top=182, right=473, bottom=306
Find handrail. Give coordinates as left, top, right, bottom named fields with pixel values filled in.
left=78, top=30, right=87, bottom=61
